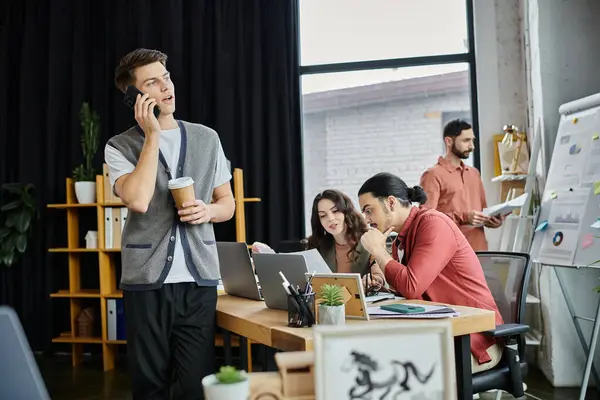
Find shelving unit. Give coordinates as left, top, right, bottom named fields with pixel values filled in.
left=48, top=175, right=124, bottom=371
left=49, top=169, right=261, bottom=372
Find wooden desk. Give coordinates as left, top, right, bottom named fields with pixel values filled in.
left=217, top=294, right=496, bottom=400
left=217, top=295, right=495, bottom=349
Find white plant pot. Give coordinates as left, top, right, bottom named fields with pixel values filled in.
left=318, top=304, right=345, bottom=325
left=74, top=181, right=96, bottom=204
left=202, top=372, right=249, bottom=400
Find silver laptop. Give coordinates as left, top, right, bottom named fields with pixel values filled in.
left=253, top=249, right=332, bottom=310
left=0, top=306, right=50, bottom=399
left=216, top=242, right=263, bottom=300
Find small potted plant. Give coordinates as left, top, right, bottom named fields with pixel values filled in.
left=317, top=283, right=346, bottom=325
left=72, top=102, right=100, bottom=204
left=202, top=365, right=249, bottom=400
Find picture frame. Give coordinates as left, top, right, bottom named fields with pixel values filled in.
left=313, top=321, right=456, bottom=400
left=307, top=272, right=369, bottom=320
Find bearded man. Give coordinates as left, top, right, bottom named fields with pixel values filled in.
left=419, top=119, right=503, bottom=251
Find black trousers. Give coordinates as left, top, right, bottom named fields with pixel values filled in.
left=124, top=283, right=217, bottom=400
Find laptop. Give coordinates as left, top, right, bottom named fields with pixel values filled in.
left=216, top=242, right=263, bottom=301
left=253, top=249, right=332, bottom=310
left=0, top=306, right=50, bottom=399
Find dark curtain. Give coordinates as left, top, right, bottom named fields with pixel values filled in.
left=0, top=0, right=303, bottom=351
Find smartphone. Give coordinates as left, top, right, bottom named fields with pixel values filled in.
left=123, top=85, right=161, bottom=119
left=380, top=304, right=425, bottom=314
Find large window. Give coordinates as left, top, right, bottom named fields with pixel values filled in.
left=299, top=1, right=477, bottom=235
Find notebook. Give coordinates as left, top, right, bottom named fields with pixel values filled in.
left=368, top=303, right=459, bottom=319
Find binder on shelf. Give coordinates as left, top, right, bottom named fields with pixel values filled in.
left=104, top=208, right=113, bottom=249
left=112, top=208, right=121, bottom=249
left=102, top=163, right=121, bottom=203
left=107, top=299, right=126, bottom=340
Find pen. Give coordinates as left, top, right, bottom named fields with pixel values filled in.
left=305, top=271, right=315, bottom=295
left=370, top=297, right=388, bottom=304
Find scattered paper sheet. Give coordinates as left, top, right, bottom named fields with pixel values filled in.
left=591, top=219, right=600, bottom=229
left=482, top=193, right=528, bottom=217
left=368, top=305, right=460, bottom=319
left=582, top=234, right=594, bottom=250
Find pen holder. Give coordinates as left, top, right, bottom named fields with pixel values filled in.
left=287, top=292, right=316, bottom=328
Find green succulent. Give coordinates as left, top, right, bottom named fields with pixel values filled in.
left=318, top=283, right=344, bottom=307
left=215, top=366, right=245, bottom=384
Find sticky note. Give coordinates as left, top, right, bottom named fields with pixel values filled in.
left=550, top=191, right=557, bottom=199
left=535, top=220, right=548, bottom=232
left=595, top=181, right=600, bottom=196
left=591, top=219, right=600, bottom=229
left=582, top=234, right=594, bottom=249
left=593, top=134, right=599, bottom=140
left=573, top=118, right=579, bottom=124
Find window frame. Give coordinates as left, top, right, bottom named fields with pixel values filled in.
left=295, top=0, right=479, bottom=235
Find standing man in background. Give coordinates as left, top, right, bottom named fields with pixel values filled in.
left=105, top=48, right=235, bottom=399
left=419, top=119, right=503, bottom=251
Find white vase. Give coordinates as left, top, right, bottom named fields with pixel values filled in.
left=74, top=181, right=96, bottom=204
left=318, top=304, right=345, bottom=325
left=202, top=373, right=249, bottom=400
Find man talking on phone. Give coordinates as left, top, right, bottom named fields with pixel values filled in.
left=104, top=48, right=235, bottom=400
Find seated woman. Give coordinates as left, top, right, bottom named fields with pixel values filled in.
left=307, top=189, right=385, bottom=292
left=356, top=172, right=504, bottom=374
left=253, top=189, right=385, bottom=292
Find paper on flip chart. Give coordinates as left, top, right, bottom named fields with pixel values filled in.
left=483, top=193, right=529, bottom=217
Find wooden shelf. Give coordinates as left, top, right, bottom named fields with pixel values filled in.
left=47, top=175, right=124, bottom=371
left=102, top=202, right=125, bottom=207
left=48, top=170, right=259, bottom=372
left=49, top=248, right=99, bottom=253
left=52, top=334, right=103, bottom=344
left=103, top=291, right=123, bottom=299
left=50, top=290, right=101, bottom=298
left=48, top=203, right=99, bottom=209
left=105, top=340, right=127, bottom=345
left=101, top=248, right=121, bottom=252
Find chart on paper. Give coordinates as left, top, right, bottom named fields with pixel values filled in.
left=538, top=188, right=590, bottom=265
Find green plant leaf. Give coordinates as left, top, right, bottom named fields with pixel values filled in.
left=14, top=210, right=31, bottom=233
left=1, top=253, right=15, bottom=267
left=5, top=212, right=16, bottom=228
left=0, top=227, right=10, bottom=240
left=1, top=234, right=16, bottom=253
left=1, top=201, right=21, bottom=212
left=15, top=234, right=27, bottom=253
left=1, top=183, right=25, bottom=194
left=215, top=365, right=245, bottom=384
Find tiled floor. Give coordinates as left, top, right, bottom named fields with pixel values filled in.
left=37, top=354, right=597, bottom=400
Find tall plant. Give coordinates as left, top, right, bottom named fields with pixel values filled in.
left=72, top=102, right=100, bottom=182
left=0, top=183, right=38, bottom=267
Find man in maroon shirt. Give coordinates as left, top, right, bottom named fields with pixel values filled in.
left=419, top=119, right=504, bottom=251
left=357, top=172, right=504, bottom=374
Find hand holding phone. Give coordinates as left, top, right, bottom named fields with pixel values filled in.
left=123, top=85, right=161, bottom=134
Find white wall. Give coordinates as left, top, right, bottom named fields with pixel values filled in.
left=475, top=0, right=600, bottom=387
left=526, top=0, right=600, bottom=387
left=473, top=0, right=527, bottom=251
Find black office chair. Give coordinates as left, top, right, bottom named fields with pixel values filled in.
left=472, top=251, right=532, bottom=399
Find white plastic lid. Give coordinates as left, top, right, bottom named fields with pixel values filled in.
left=168, top=177, right=194, bottom=189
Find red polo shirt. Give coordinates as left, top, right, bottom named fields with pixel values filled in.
left=384, top=206, right=504, bottom=364
left=419, top=156, right=489, bottom=251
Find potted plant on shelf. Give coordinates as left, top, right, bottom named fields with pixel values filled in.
left=72, top=102, right=100, bottom=204
left=202, top=365, right=249, bottom=400
left=0, top=183, right=38, bottom=267
left=317, top=283, right=346, bottom=325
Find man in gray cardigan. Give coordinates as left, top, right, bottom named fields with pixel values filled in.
left=105, top=48, right=235, bottom=400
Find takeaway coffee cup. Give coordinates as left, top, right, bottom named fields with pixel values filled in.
left=168, top=177, right=195, bottom=209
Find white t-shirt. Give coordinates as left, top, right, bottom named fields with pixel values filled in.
left=104, top=126, right=232, bottom=284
